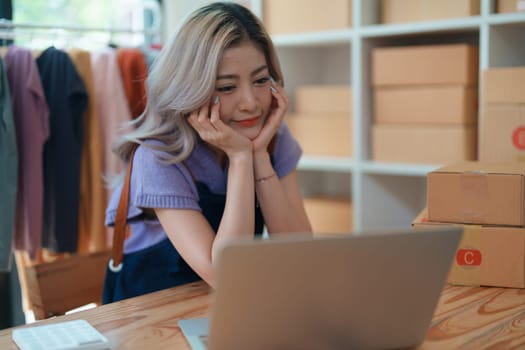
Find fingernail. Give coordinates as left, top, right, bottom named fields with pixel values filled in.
left=270, top=86, right=277, bottom=93
left=213, top=95, right=219, bottom=104
left=270, top=77, right=276, bottom=84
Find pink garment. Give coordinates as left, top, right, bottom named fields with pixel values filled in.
left=5, top=46, right=50, bottom=259
left=90, top=47, right=132, bottom=180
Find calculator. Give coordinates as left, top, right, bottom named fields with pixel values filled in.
left=12, top=319, right=110, bottom=350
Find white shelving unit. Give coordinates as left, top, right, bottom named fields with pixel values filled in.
left=163, top=0, right=525, bottom=232
left=260, top=0, right=525, bottom=232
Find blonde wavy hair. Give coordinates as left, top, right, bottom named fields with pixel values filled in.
left=113, top=2, right=283, bottom=165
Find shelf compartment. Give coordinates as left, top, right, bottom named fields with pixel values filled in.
left=358, top=173, right=427, bottom=231
left=487, top=23, right=525, bottom=67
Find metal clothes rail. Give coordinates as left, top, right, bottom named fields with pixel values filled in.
left=0, top=18, right=156, bottom=34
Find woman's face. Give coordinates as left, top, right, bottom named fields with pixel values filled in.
left=214, top=41, right=273, bottom=140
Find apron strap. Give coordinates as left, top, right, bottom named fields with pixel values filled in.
left=109, top=144, right=138, bottom=271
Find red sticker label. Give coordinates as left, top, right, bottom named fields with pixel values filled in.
left=512, top=126, right=525, bottom=150
left=456, top=249, right=482, bottom=266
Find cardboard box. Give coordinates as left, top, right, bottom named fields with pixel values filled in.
left=412, top=208, right=525, bottom=288
left=287, top=113, right=352, bottom=157
left=482, top=67, right=525, bottom=104
left=497, top=0, right=525, bottom=13
left=479, top=67, right=525, bottom=162
left=304, top=197, right=352, bottom=234
left=381, top=0, right=480, bottom=24
left=263, top=0, right=352, bottom=35
left=371, top=125, right=476, bottom=164
left=372, top=44, right=479, bottom=86
left=427, top=162, right=525, bottom=226
left=479, top=104, right=525, bottom=162
left=374, top=86, right=477, bottom=125
left=295, top=85, right=352, bottom=114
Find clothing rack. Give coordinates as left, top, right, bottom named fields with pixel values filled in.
left=0, top=18, right=157, bottom=35
left=0, top=18, right=161, bottom=48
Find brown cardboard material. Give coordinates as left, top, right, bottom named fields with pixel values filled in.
left=412, top=208, right=525, bottom=288
left=263, top=0, right=352, bottom=35
left=286, top=113, right=352, bottom=157
left=295, top=85, right=352, bottom=114
left=427, top=162, right=525, bottom=226
left=374, top=86, right=478, bottom=125
left=304, top=197, right=352, bottom=234
left=482, top=67, right=525, bottom=104
left=479, top=67, right=525, bottom=162
left=372, top=44, right=479, bottom=86
left=381, top=0, right=480, bottom=24
left=479, top=104, right=525, bottom=162
left=371, top=124, right=477, bottom=164
left=497, top=0, right=525, bottom=13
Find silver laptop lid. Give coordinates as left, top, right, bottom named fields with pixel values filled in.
left=207, top=227, right=462, bottom=350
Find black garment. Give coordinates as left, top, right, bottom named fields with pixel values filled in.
left=102, top=181, right=264, bottom=303
left=0, top=261, right=24, bottom=330
left=0, top=59, right=17, bottom=271
left=36, top=47, right=87, bottom=253
left=0, top=0, right=12, bottom=19
left=0, top=0, right=13, bottom=46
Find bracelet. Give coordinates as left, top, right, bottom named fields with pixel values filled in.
left=255, top=173, right=276, bottom=183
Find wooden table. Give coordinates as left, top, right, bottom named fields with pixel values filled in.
left=1, top=282, right=524, bottom=349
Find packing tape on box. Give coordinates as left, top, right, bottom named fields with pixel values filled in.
left=461, top=172, right=488, bottom=223
left=449, top=225, right=482, bottom=287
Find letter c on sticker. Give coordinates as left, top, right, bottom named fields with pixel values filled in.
left=512, top=126, right=525, bottom=150
left=456, top=249, right=482, bottom=266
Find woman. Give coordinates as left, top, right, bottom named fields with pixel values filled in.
left=103, top=2, right=312, bottom=303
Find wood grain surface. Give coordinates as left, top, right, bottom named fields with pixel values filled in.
left=1, top=282, right=524, bottom=349
left=419, top=285, right=525, bottom=349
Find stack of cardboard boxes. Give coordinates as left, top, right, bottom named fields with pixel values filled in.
left=286, top=85, right=353, bottom=234
left=286, top=85, right=352, bottom=157
left=413, top=162, right=525, bottom=288
left=371, top=43, right=478, bottom=164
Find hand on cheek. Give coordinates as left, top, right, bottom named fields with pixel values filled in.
left=252, top=79, right=288, bottom=153
left=188, top=96, right=252, bottom=158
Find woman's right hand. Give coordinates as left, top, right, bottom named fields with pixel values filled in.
left=187, top=97, right=252, bottom=159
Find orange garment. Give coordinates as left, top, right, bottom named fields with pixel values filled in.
left=68, top=48, right=107, bottom=253
left=116, top=48, right=148, bottom=119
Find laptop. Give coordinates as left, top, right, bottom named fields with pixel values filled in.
left=179, top=227, right=462, bottom=350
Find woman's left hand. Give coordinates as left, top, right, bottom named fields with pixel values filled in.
left=252, top=80, right=289, bottom=154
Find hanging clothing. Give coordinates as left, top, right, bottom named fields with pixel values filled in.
left=37, top=47, right=88, bottom=253
left=116, top=47, right=148, bottom=118
left=68, top=48, right=107, bottom=253
left=90, top=47, right=132, bottom=181
left=4, top=46, right=50, bottom=260
left=0, top=58, right=18, bottom=271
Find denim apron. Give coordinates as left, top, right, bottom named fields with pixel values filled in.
left=102, top=181, right=264, bottom=304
